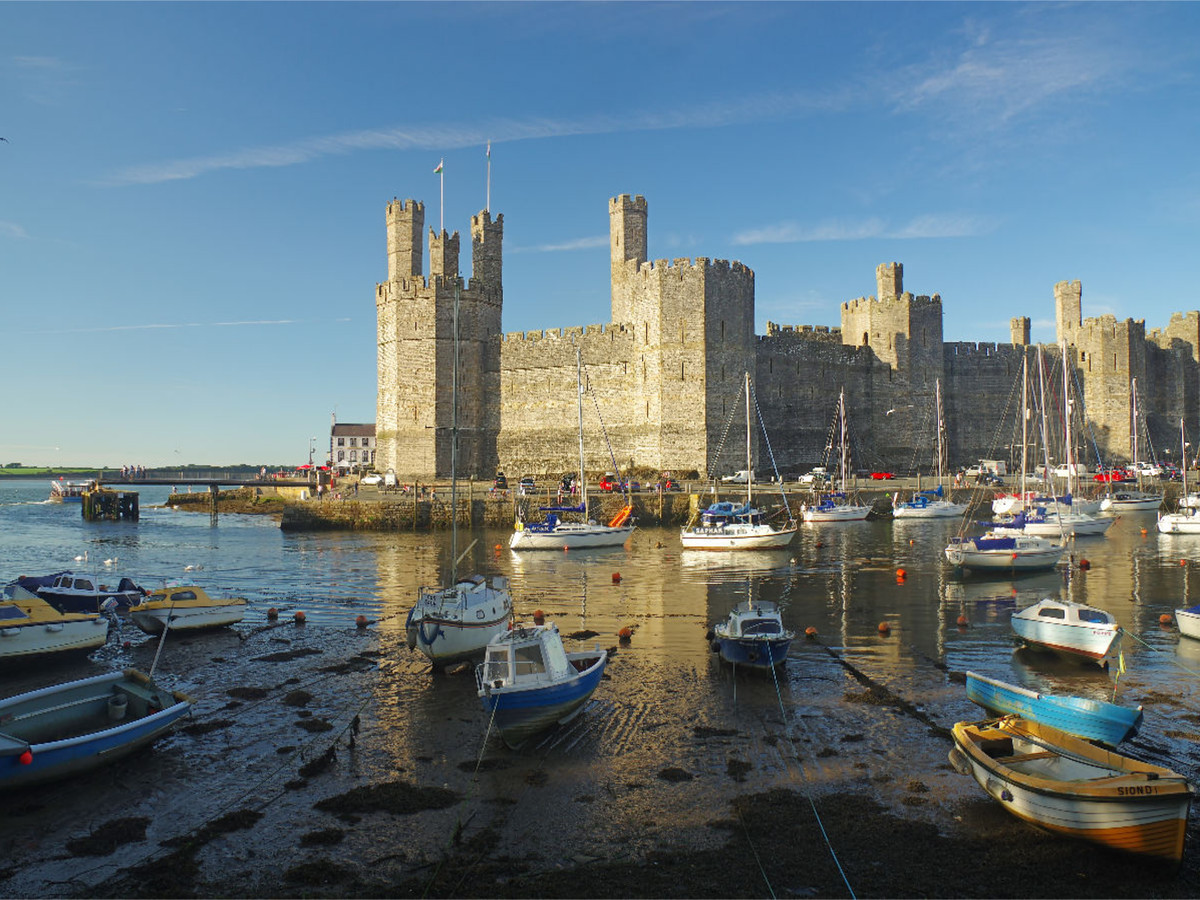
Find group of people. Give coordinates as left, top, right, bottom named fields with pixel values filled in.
left=120, top=465, right=147, bottom=479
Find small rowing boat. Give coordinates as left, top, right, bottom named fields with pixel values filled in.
left=950, top=716, right=1194, bottom=863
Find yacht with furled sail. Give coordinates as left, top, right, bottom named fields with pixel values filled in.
left=893, top=379, right=966, bottom=519
left=509, top=348, right=635, bottom=550
left=1100, top=377, right=1162, bottom=512
left=682, top=373, right=797, bottom=549
left=803, top=388, right=871, bottom=523
left=405, top=279, right=513, bottom=668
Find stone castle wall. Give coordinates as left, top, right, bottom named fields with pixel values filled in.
left=376, top=193, right=1200, bottom=480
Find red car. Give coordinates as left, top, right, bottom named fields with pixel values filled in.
left=1094, top=468, right=1132, bottom=483
left=599, top=475, right=617, bottom=492
left=871, top=472, right=895, bottom=480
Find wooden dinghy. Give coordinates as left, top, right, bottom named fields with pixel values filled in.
left=950, top=716, right=1194, bottom=863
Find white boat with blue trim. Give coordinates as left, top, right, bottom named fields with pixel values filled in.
left=475, top=622, right=607, bottom=748
left=1011, top=598, right=1122, bottom=664
left=709, top=599, right=793, bottom=669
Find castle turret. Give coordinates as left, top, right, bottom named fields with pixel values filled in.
left=470, top=210, right=503, bottom=300
left=876, top=262, right=902, bottom=301
left=386, top=199, right=424, bottom=282
left=1011, top=316, right=1030, bottom=345
left=1055, top=280, right=1082, bottom=344
left=610, top=194, right=647, bottom=325
left=429, top=228, right=460, bottom=282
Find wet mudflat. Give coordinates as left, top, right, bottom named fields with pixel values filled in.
left=1, top=611, right=1199, bottom=899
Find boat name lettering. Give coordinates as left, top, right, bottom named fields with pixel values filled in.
left=1116, top=785, right=1157, bottom=796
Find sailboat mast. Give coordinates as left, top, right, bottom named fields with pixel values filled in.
left=1061, top=342, right=1074, bottom=495
left=1132, top=377, right=1141, bottom=487
left=450, top=278, right=460, bottom=582
left=745, top=372, right=753, bottom=507
left=577, top=348, right=587, bottom=510
left=1036, top=346, right=1054, bottom=488
left=935, top=378, right=945, bottom=486
left=839, top=388, right=848, bottom=492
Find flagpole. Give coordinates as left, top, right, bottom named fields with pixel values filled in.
left=439, top=157, right=444, bottom=233
left=486, top=141, right=491, bottom=213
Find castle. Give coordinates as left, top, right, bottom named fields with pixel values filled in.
left=375, top=194, right=1200, bottom=480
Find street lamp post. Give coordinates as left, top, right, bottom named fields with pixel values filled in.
left=309, top=437, right=317, bottom=467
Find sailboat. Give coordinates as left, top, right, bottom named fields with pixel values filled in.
left=406, top=280, right=513, bottom=668
left=802, top=388, right=871, bottom=523
left=681, top=373, right=797, bottom=549
left=509, top=349, right=635, bottom=550
left=945, top=351, right=1066, bottom=572
left=1018, top=343, right=1112, bottom=538
left=1157, top=420, right=1200, bottom=534
left=1100, top=377, right=1162, bottom=512
left=893, top=379, right=966, bottom=519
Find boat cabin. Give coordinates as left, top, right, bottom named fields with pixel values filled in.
left=1026, top=599, right=1115, bottom=627
left=479, top=625, right=572, bottom=687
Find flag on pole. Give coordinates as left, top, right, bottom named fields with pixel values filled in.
left=1118, top=650, right=1126, bottom=674
left=486, top=141, right=491, bottom=159
left=434, top=158, right=444, bottom=174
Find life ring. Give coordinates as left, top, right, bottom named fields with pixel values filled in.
left=417, top=617, right=442, bottom=647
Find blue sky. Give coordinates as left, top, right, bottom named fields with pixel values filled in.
left=4, top=2, right=1199, bottom=467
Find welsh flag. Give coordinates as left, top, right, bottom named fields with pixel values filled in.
left=433, top=159, right=443, bottom=174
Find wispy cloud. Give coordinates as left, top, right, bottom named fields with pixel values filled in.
left=10, top=55, right=80, bottom=106
left=732, top=214, right=993, bottom=246
left=0, top=221, right=28, bottom=239
left=102, top=89, right=854, bottom=187
left=23, top=318, right=349, bottom=336
left=509, top=235, right=608, bottom=254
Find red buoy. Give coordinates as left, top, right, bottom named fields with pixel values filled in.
left=294, top=611, right=306, bottom=625
left=618, top=626, right=632, bottom=642
left=494, top=544, right=502, bottom=551
left=805, top=626, right=818, bottom=638
left=1078, top=558, right=1091, bottom=570
left=1161, top=614, right=1174, bottom=626
left=956, top=615, right=969, bottom=628
left=267, top=607, right=279, bottom=620
left=612, top=572, right=622, bottom=583
left=533, top=609, right=545, bottom=625
left=877, top=621, right=891, bottom=635
left=18, top=749, right=32, bottom=766
left=356, top=615, right=368, bottom=629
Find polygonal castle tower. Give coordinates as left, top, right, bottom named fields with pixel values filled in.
left=375, top=199, right=503, bottom=479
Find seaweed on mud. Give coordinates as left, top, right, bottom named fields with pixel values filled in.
left=693, top=725, right=738, bottom=738
left=283, top=858, right=351, bottom=885
left=226, top=686, right=270, bottom=701
left=254, top=647, right=322, bottom=663
left=181, top=718, right=233, bottom=736
left=457, top=757, right=515, bottom=773
left=282, top=689, right=312, bottom=707
left=66, top=816, right=150, bottom=857
left=525, top=769, right=548, bottom=787
left=906, top=780, right=930, bottom=793
left=313, top=780, right=459, bottom=817
left=296, top=717, right=334, bottom=733
left=658, top=767, right=694, bottom=782
left=300, top=828, right=346, bottom=847
left=726, top=758, right=752, bottom=782
left=160, top=809, right=264, bottom=849
left=276, top=745, right=297, bottom=754
left=299, top=746, right=337, bottom=778
left=817, top=747, right=839, bottom=758
left=564, top=630, right=600, bottom=640
left=841, top=733, right=865, bottom=743
left=98, top=846, right=200, bottom=899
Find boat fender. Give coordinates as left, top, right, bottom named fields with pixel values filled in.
left=1000, top=789, right=1013, bottom=802
left=705, top=629, right=715, bottom=641
left=418, top=619, right=441, bottom=646
left=710, top=640, right=720, bottom=653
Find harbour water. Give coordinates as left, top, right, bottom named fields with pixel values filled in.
left=4, top=476, right=1200, bottom=896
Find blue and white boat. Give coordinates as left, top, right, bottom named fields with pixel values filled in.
left=944, top=531, right=1065, bottom=572
left=1011, top=598, right=1123, bottom=664
left=709, top=599, right=793, bottom=669
left=19, top=571, right=148, bottom=615
left=893, top=485, right=966, bottom=519
left=0, top=668, right=192, bottom=790
left=475, top=622, right=607, bottom=749
left=965, top=671, right=1142, bottom=746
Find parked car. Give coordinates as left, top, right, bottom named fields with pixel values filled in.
left=870, top=471, right=895, bottom=480
left=493, top=471, right=508, bottom=491
left=721, top=470, right=753, bottom=483
left=799, top=467, right=827, bottom=485
left=360, top=472, right=383, bottom=486
left=518, top=476, right=536, bottom=496
left=383, top=469, right=397, bottom=490
left=599, top=473, right=617, bottom=492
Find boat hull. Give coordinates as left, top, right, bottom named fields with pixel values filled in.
left=1176, top=606, right=1200, bottom=640
left=407, top=580, right=513, bottom=667
left=0, top=669, right=192, bottom=790
left=1011, top=611, right=1121, bottom=662
left=802, top=504, right=871, bottom=522
left=716, top=636, right=791, bottom=668
left=479, top=652, right=606, bottom=749
left=680, top=524, right=797, bottom=550
left=893, top=501, right=966, bottom=519
left=510, top=524, right=635, bottom=550
left=945, top=538, right=1064, bottom=572
left=964, top=671, right=1142, bottom=746
left=0, top=617, right=109, bottom=662
left=1022, top=515, right=1114, bottom=537
left=1157, top=512, right=1200, bottom=535
left=950, top=718, right=1193, bottom=863
left=130, top=600, right=246, bottom=634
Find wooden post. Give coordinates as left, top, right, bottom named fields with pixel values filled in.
left=209, top=484, right=219, bottom=526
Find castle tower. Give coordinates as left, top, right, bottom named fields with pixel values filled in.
left=1055, top=280, right=1082, bottom=344
left=386, top=199, right=424, bottom=282
left=470, top=210, right=503, bottom=301
left=429, top=228, right=460, bottom=282
left=610, top=194, right=648, bottom=325
left=876, top=262, right=902, bottom=301
left=1011, top=316, right=1030, bottom=345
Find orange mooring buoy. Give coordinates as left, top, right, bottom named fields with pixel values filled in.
left=618, top=626, right=633, bottom=642
left=612, top=572, right=622, bottom=583
left=1161, top=614, right=1174, bottom=626
left=294, top=611, right=306, bottom=625
left=267, top=607, right=279, bottom=620
left=956, top=615, right=969, bottom=628
left=533, top=609, right=545, bottom=625
left=494, top=543, right=502, bottom=551
left=1078, top=558, right=1091, bottom=570
left=877, top=621, right=891, bottom=635
left=356, top=615, right=368, bottom=629
left=805, top=626, right=818, bottom=638
left=1141, top=528, right=1148, bottom=535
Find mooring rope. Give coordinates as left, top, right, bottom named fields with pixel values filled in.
left=1124, top=627, right=1200, bottom=680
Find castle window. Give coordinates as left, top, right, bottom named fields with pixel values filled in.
left=680, top=362, right=685, bottom=381
left=769, top=359, right=773, bottom=374
left=721, top=321, right=725, bottom=342
left=863, top=332, right=869, bottom=346
left=646, top=401, right=650, bottom=420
